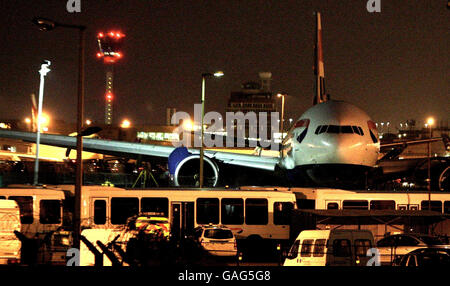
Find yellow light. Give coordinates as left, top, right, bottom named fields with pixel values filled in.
left=121, top=119, right=131, bottom=128
left=85, top=119, right=92, bottom=126
left=39, top=113, right=50, bottom=126
left=277, top=93, right=283, bottom=98
left=427, top=117, right=435, bottom=126
left=213, top=71, right=224, bottom=77
left=25, top=118, right=31, bottom=124
left=182, top=119, right=194, bottom=131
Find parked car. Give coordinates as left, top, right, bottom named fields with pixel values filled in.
left=283, top=229, right=375, bottom=266
left=193, top=225, right=238, bottom=257
left=395, top=248, right=450, bottom=266
left=127, top=212, right=170, bottom=239
left=0, top=200, right=21, bottom=265
left=376, top=233, right=450, bottom=265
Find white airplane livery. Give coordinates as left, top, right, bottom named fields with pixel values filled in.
left=279, top=101, right=380, bottom=169
left=0, top=12, right=445, bottom=189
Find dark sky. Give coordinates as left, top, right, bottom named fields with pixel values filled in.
left=0, top=0, right=448, bottom=129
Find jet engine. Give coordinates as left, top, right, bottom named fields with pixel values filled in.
left=168, top=147, right=219, bottom=187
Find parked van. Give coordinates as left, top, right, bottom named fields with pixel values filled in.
left=283, top=229, right=375, bottom=266
left=0, top=200, right=21, bottom=264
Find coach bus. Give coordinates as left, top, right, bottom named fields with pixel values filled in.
left=77, top=186, right=297, bottom=243
left=291, top=188, right=450, bottom=213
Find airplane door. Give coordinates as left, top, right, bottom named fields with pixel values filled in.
left=171, top=202, right=195, bottom=240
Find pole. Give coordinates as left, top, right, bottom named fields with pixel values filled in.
left=199, top=76, right=206, bottom=188
left=280, top=95, right=285, bottom=139
left=73, top=27, right=85, bottom=250
left=33, top=61, right=51, bottom=186
left=428, top=125, right=432, bottom=211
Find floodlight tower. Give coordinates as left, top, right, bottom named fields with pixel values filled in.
left=96, top=30, right=125, bottom=125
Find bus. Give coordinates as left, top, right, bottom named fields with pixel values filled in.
left=290, top=187, right=450, bottom=240
left=0, top=187, right=65, bottom=239
left=78, top=186, right=297, bottom=243
left=291, top=187, right=450, bottom=213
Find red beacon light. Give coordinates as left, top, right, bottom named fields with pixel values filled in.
left=106, top=92, right=113, bottom=100
left=96, top=30, right=125, bottom=64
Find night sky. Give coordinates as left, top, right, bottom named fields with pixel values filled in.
left=0, top=0, right=448, bottom=129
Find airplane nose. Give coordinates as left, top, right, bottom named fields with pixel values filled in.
left=324, top=135, right=366, bottom=165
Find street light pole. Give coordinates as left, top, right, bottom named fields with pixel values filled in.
left=199, top=75, right=206, bottom=188
left=427, top=117, right=434, bottom=211
left=199, top=71, right=223, bottom=188
left=74, top=26, right=86, bottom=250
left=32, top=17, right=86, bottom=250
left=277, top=93, right=287, bottom=139
left=33, top=60, right=51, bottom=186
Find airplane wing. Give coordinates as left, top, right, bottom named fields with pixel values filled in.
left=0, top=130, right=279, bottom=171
left=379, top=137, right=445, bottom=161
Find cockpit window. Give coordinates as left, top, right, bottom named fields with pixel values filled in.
left=367, top=121, right=378, bottom=143
left=358, top=127, right=364, bottom=136
left=315, top=126, right=321, bottom=135
left=352, top=126, right=361, bottom=135
left=297, top=128, right=308, bottom=144
left=327, top=125, right=340, bottom=133
left=314, top=125, right=364, bottom=136
left=341, top=126, right=353, bottom=134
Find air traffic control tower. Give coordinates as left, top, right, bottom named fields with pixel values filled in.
left=96, top=31, right=125, bottom=125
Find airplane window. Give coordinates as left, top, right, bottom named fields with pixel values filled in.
left=315, top=126, right=322, bottom=135
left=352, top=126, right=361, bottom=135
left=341, top=126, right=353, bottom=134
left=319, top=125, right=328, bottom=134
left=358, top=127, right=364, bottom=136
left=327, top=125, right=339, bottom=133
left=369, top=130, right=378, bottom=143
left=297, top=128, right=308, bottom=143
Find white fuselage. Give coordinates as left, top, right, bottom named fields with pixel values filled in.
left=279, top=100, right=380, bottom=170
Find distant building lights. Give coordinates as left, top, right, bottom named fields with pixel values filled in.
left=121, top=119, right=131, bottom=128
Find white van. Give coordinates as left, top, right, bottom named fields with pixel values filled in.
left=283, top=229, right=375, bottom=266
left=0, top=200, right=22, bottom=264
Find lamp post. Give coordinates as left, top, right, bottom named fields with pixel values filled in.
left=277, top=93, right=287, bottom=139
left=426, top=117, right=434, bottom=211
left=33, top=60, right=51, bottom=186
left=199, top=71, right=224, bottom=188
left=33, top=17, right=86, bottom=250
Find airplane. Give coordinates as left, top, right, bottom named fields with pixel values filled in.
left=0, top=12, right=447, bottom=190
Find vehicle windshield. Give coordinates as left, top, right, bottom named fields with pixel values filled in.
left=419, top=236, right=446, bottom=245
left=204, top=229, right=233, bottom=239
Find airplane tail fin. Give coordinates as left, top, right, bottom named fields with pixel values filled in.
left=313, top=12, right=328, bottom=105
